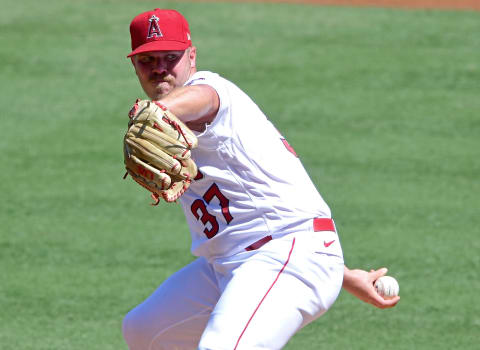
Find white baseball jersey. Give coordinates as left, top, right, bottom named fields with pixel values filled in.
left=124, top=72, right=345, bottom=350
left=180, top=71, right=332, bottom=260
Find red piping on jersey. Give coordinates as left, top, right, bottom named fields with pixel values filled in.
left=234, top=238, right=296, bottom=349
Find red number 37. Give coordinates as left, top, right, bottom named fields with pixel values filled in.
left=190, top=183, right=233, bottom=239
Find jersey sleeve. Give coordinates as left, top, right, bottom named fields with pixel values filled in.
left=184, top=71, right=231, bottom=138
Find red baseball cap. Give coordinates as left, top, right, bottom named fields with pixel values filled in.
left=127, top=9, right=191, bottom=57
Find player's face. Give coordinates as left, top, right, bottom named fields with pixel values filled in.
left=133, top=47, right=196, bottom=100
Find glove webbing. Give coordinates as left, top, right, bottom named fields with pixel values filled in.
left=152, top=101, right=194, bottom=149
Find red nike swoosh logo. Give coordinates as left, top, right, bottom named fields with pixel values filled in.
left=324, top=240, right=335, bottom=248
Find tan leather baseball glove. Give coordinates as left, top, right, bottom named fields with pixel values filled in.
left=123, top=99, right=198, bottom=204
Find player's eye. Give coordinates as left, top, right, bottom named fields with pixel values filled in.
left=139, top=56, right=154, bottom=63
left=166, top=54, right=178, bottom=62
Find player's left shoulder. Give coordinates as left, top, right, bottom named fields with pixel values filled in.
left=185, top=70, right=220, bottom=86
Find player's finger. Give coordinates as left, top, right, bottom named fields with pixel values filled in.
left=370, top=267, right=388, bottom=282
left=372, top=295, right=400, bottom=309
left=380, top=296, right=400, bottom=308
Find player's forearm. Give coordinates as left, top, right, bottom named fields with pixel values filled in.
left=158, top=85, right=219, bottom=126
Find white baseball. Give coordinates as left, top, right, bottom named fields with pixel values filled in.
left=374, top=276, right=399, bottom=299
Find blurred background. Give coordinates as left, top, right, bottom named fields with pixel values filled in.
left=1, top=0, right=479, bottom=349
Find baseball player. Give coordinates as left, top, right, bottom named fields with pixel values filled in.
left=122, top=8, right=399, bottom=350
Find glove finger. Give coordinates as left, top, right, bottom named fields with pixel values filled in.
left=124, top=155, right=172, bottom=192
left=125, top=137, right=182, bottom=175
left=161, top=179, right=192, bottom=203
left=170, top=158, right=197, bottom=182
left=128, top=124, right=192, bottom=160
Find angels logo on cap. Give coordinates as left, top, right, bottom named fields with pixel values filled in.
left=147, top=15, right=163, bottom=39
left=128, top=9, right=192, bottom=57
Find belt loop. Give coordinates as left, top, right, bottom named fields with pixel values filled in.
left=313, top=218, right=336, bottom=232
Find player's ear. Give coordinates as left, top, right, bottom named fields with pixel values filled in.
left=188, top=46, right=197, bottom=69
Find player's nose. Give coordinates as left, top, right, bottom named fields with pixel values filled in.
left=151, top=58, right=168, bottom=74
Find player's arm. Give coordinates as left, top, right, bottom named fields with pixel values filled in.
left=158, top=85, right=219, bottom=132
left=343, top=265, right=400, bottom=309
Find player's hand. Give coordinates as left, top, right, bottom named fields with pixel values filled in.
left=342, top=266, right=400, bottom=309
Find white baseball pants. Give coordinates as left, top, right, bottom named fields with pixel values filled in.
left=122, top=229, right=344, bottom=350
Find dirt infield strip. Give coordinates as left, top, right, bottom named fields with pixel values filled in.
left=214, top=0, right=480, bottom=11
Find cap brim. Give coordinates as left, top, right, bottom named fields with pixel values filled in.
left=127, top=40, right=190, bottom=57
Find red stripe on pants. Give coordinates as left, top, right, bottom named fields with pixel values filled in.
left=234, top=238, right=296, bottom=349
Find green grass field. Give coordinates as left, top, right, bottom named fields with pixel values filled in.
left=1, top=0, right=479, bottom=349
